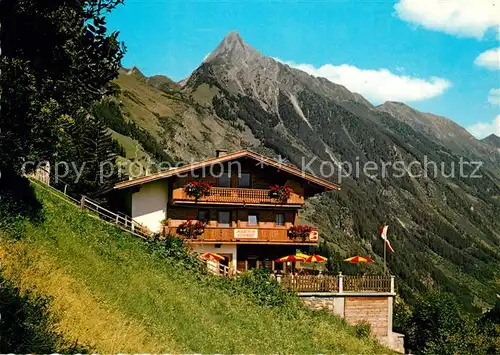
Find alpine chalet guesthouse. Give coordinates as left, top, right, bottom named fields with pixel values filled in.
left=113, top=150, right=339, bottom=272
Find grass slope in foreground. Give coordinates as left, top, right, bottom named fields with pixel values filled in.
left=0, top=182, right=391, bottom=353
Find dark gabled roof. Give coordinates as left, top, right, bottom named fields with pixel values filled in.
left=114, top=150, right=340, bottom=191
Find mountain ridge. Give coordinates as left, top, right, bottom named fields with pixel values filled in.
left=376, top=101, right=498, bottom=163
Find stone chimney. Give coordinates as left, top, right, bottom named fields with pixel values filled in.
left=216, top=149, right=228, bottom=157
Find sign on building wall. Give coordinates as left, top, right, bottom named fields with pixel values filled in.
left=234, top=229, right=258, bottom=239
left=309, top=230, right=319, bottom=241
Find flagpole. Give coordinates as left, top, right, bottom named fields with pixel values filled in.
left=383, top=237, right=387, bottom=275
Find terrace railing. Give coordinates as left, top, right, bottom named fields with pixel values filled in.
left=281, top=274, right=339, bottom=292
left=280, top=274, right=394, bottom=293
left=342, top=275, right=392, bottom=292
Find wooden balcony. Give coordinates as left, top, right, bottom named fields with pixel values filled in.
left=167, top=225, right=318, bottom=245
left=172, top=187, right=304, bottom=206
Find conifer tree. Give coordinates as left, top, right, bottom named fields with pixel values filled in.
left=55, top=110, right=122, bottom=198
left=0, top=0, right=125, bottom=214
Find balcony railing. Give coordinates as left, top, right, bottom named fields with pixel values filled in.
left=167, top=225, right=318, bottom=244
left=280, top=274, right=394, bottom=293
left=281, top=274, right=340, bottom=292
left=172, top=187, right=304, bottom=205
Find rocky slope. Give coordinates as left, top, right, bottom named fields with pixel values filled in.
left=482, top=134, right=500, bottom=149
left=106, top=31, right=500, bottom=312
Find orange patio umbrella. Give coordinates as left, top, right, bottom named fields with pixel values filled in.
left=275, top=254, right=306, bottom=263
left=344, top=256, right=373, bottom=263
left=200, top=252, right=225, bottom=262
left=304, top=254, right=328, bottom=263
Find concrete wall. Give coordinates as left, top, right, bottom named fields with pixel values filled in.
left=131, top=180, right=168, bottom=233
left=191, top=244, right=237, bottom=272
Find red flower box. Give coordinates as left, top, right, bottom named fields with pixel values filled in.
left=177, top=220, right=206, bottom=239
left=184, top=181, right=212, bottom=200
left=288, top=225, right=313, bottom=239
left=268, top=185, right=293, bottom=202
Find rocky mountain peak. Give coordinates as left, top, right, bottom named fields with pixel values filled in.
left=204, top=30, right=261, bottom=64
left=191, top=31, right=374, bottom=109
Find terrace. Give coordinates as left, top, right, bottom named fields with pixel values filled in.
left=279, top=274, right=395, bottom=294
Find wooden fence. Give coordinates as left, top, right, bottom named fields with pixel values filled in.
left=281, top=274, right=339, bottom=292
left=342, top=275, right=392, bottom=292
left=280, top=274, right=393, bottom=293
left=79, top=196, right=154, bottom=240
left=206, top=261, right=235, bottom=277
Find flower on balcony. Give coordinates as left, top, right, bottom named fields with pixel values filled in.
left=268, top=185, right=293, bottom=202
left=184, top=180, right=212, bottom=200
left=177, top=220, right=206, bottom=239
left=287, top=225, right=313, bottom=240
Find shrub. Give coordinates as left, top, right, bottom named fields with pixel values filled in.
left=268, top=185, right=292, bottom=202
left=177, top=220, right=205, bottom=239
left=229, top=268, right=300, bottom=310
left=148, top=235, right=204, bottom=272
left=287, top=225, right=313, bottom=240
left=354, top=321, right=371, bottom=339
left=183, top=181, right=212, bottom=200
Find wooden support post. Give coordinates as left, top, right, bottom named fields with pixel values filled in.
left=80, top=196, right=85, bottom=210
left=63, top=184, right=68, bottom=195
left=256, top=260, right=261, bottom=269
left=272, top=260, right=275, bottom=271
left=245, top=260, right=248, bottom=271
left=390, top=275, right=395, bottom=294
left=338, top=272, right=343, bottom=293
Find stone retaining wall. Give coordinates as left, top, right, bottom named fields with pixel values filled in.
left=299, top=293, right=404, bottom=353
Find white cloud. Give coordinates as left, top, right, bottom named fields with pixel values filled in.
left=466, top=115, right=500, bottom=139
left=278, top=59, right=451, bottom=103
left=488, top=88, right=500, bottom=105
left=394, top=0, right=500, bottom=39
left=475, top=48, right=500, bottom=70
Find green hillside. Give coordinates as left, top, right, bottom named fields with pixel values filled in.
left=0, top=181, right=390, bottom=353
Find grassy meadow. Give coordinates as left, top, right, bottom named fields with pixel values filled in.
left=0, top=182, right=391, bottom=353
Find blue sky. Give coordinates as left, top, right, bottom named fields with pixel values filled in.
left=107, top=0, right=500, bottom=138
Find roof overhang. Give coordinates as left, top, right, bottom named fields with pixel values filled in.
left=114, top=150, right=340, bottom=191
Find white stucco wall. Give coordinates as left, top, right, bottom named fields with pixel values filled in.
left=131, top=180, right=168, bottom=233
left=192, top=244, right=237, bottom=272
